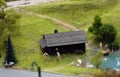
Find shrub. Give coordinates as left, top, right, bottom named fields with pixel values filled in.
left=88, top=15, right=102, bottom=35
left=90, top=51, right=103, bottom=69
left=0, top=9, right=21, bottom=36
left=99, top=24, right=117, bottom=43
left=88, top=26, right=94, bottom=33
left=0, top=11, right=6, bottom=19
left=88, top=15, right=117, bottom=43
left=5, top=12, right=21, bottom=25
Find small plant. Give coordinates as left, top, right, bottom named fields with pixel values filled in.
left=90, top=51, right=103, bottom=69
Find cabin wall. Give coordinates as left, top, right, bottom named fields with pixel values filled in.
left=42, top=43, right=86, bottom=55
left=58, top=43, right=85, bottom=54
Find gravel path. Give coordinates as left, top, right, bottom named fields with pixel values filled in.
left=6, top=0, right=58, bottom=9
left=0, top=68, right=79, bottom=77
left=18, top=9, right=79, bottom=31
left=6, top=0, right=79, bottom=31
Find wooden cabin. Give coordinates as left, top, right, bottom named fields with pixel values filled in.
left=40, top=30, right=87, bottom=55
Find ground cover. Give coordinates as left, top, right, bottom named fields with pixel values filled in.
left=1, top=0, right=120, bottom=76
left=22, top=0, right=120, bottom=42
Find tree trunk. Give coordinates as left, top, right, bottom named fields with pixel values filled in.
left=1, top=7, right=5, bottom=13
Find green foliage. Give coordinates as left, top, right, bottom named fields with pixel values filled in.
left=5, top=12, right=21, bottom=25
left=0, top=9, right=21, bottom=36
left=0, top=52, right=1, bottom=58
left=88, top=15, right=102, bottom=35
left=88, top=15, right=117, bottom=43
left=23, top=0, right=119, bottom=28
left=22, top=0, right=120, bottom=43
left=90, top=51, right=103, bottom=69
left=58, top=65, right=101, bottom=76
left=4, top=11, right=21, bottom=31
left=2, top=13, right=69, bottom=69
left=0, top=0, right=119, bottom=75
left=4, top=35, right=17, bottom=65
left=0, top=0, right=7, bottom=12
left=0, top=11, right=6, bottom=19
left=92, top=15, right=102, bottom=35
left=88, top=26, right=94, bottom=33
left=99, top=24, right=117, bottom=43
left=0, top=19, right=5, bottom=35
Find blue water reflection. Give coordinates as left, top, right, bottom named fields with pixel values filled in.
left=100, top=51, right=120, bottom=70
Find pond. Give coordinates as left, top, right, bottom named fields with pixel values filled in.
left=100, top=51, right=120, bottom=71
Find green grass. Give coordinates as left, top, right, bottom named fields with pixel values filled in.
left=57, top=66, right=101, bottom=75
left=15, top=14, right=70, bottom=69
left=0, top=13, right=69, bottom=68
left=22, top=0, right=120, bottom=42
left=1, top=0, right=119, bottom=76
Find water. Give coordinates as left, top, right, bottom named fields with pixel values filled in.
left=100, top=51, right=120, bottom=70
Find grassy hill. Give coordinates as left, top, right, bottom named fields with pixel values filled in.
left=23, top=0, right=120, bottom=42
left=1, top=0, right=120, bottom=76
left=0, top=10, right=69, bottom=68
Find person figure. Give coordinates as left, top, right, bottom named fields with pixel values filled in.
left=57, top=51, right=61, bottom=61
left=105, top=44, right=108, bottom=50
left=43, top=52, right=49, bottom=56
left=99, top=42, right=103, bottom=49
left=43, top=52, right=49, bottom=60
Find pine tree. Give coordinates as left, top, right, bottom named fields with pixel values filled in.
left=4, top=35, right=17, bottom=66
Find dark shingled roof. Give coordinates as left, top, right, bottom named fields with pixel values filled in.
left=40, top=30, right=87, bottom=48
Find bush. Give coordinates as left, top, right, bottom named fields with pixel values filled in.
left=88, top=26, right=94, bottom=33
left=99, top=24, right=117, bottom=43
left=0, top=9, right=21, bottom=36
left=5, top=12, right=21, bottom=25
left=88, top=15, right=117, bottom=43
left=88, top=15, right=102, bottom=35
left=90, top=51, right=103, bottom=69
left=0, top=11, right=6, bottom=19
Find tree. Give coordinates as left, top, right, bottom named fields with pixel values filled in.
left=88, top=15, right=117, bottom=43
left=90, top=51, right=103, bottom=69
left=0, top=0, right=7, bottom=13
left=0, top=9, right=21, bottom=36
left=0, top=0, right=6, bottom=35
left=99, top=24, right=117, bottom=43
left=4, top=35, right=17, bottom=66
left=88, top=15, right=102, bottom=35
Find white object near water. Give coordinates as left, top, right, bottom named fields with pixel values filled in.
left=104, top=57, right=107, bottom=61
left=86, top=63, right=94, bottom=68
left=117, top=60, right=120, bottom=66
left=77, top=59, right=82, bottom=64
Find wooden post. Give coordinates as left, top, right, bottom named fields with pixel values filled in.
left=38, top=67, right=41, bottom=77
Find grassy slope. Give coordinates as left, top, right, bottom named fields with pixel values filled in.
left=15, top=14, right=70, bottom=69
left=23, top=0, right=120, bottom=43
left=2, top=0, right=119, bottom=76
left=0, top=13, right=69, bottom=69
left=0, top=11, right=101, bottom=76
